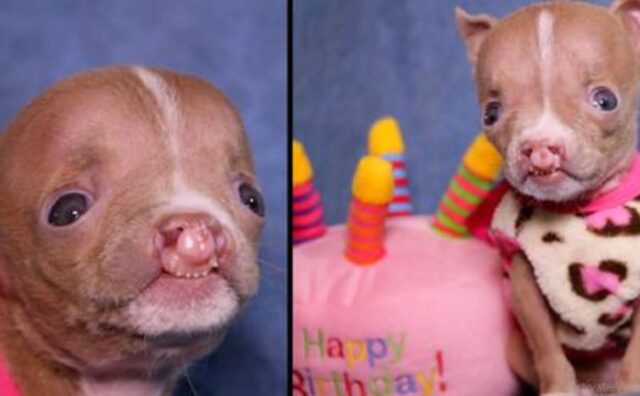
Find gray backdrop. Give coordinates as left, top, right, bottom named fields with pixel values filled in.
left=0, top=1, right=286, bottom=395
left=294, top=0, right=609, bottom=225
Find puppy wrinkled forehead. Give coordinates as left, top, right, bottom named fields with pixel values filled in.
left=5, top=68, right=240, bottom=146
left=0, top=66, right=253, bottom=184
left=477, top=3, right=637, bottom=93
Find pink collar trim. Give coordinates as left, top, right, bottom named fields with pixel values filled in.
left=0, top=352, right=20, bottom=396
left=578, top=153, right=640, bottom=213
left=510, top=153, right=640, bottom=214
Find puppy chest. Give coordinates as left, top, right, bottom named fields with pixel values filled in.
left=491, top=191, right=640, bottom=351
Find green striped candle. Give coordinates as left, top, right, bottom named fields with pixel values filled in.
left=432, top=133, right=502, bottom=237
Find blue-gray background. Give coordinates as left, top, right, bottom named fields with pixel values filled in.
left=294, top=0, right=609, bottom=224
left=0, top=1, right=286, bottom=395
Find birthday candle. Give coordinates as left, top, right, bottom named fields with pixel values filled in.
left=293, top=140, right=327, bottom=244
left=432, top=133, right=502, bottom=237
left=344, top=156, right=394, bottom=265
left=368, top=116, right=412, bottom=216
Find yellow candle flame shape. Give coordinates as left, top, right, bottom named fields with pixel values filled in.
left=368, top=116, right=405, bottom=155
left=462, top=133, right=502, bottom=180
left=351, top=156, right=394, bottom=205
left=293, top=139, right=314, bottom=186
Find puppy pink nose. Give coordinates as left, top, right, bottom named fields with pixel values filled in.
left=174, top=222, right=215, bottom=263
left=155, top=213, right=222, bottom=278
left=520, top=140, right=565, bottom=171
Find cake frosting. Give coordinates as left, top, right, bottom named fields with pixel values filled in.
left=293, top=118, right=519, bottom=395
left=293, top=216, right=518, bottom=396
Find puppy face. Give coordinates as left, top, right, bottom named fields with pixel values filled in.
left=457, top=1, right=640, bottom=202
left=0, top=66, right=264, bottom=376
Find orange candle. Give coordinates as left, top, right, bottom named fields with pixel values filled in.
left=432, top=133, right=502, bottom=237
left=344, top=156, right=394, bottom=265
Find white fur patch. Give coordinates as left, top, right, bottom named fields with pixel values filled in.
left=125, top=281, right=240, bottom=336
left=537, top=10, right=555, bottom=113
left=80, top=378, right=164, bottom=396
left=509, top=108, right=574, bottom=168
left=131, top=66, right=180, bottom=140
left=522, top=10, right=564, bottom=149
left=537, top=10, right=554, bottom=74
left=166, top=182, right=242, bottom=241
left=131, top=66, right=182, bottom=174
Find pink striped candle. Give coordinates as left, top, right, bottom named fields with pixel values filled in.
left=293, top=140, right=326, bottom=244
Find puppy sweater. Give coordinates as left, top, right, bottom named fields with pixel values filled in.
left=469, top=154, right=640, bottom=351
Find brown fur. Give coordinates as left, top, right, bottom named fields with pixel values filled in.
left=0, top=66, right=263, bottom=394
left=458, top=1, right=639, bottom=202
left=457, top=0, right=640, bottom=393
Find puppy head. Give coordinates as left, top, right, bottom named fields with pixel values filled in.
left=456, top=1, right=640, bottom=202
left=0, top=66, right=264, bottom=376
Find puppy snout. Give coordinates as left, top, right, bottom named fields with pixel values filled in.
left=519, top=139, right=565, bottom=171
left=154, top=213, right=228, bottom=278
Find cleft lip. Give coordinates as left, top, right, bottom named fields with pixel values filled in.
left=529, top=167, right=558, bottom=177
left=159, top=254, right=218, bottom=279
left=153, top=217, right=232, bottom=280
left=522, top=166, right=567, bottom=187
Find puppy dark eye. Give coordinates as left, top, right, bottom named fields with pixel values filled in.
left=483, top=101, right=502, bottom=126
left=48, top=192, right=90, bottom=226
left=238, top=183, right=265, bottom=217
left=591, top=87, right=618, bottom=111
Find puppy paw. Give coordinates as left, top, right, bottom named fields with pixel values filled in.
left=616, top=360, right=640, bottom=392
left=537, top=354, right=577, bottom=394
left=541, top=388, right=592, bottom=396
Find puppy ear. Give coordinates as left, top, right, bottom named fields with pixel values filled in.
left=455, top=7, right=497, bottom=66
left=611, top=0, right=640, bottom=52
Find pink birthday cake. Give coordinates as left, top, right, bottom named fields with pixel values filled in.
left=292, top=118, right=520, bottom=396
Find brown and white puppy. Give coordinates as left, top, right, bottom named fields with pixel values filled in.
left=456, top=0, right=640, bottom=394
left=0, top=66, right=264, bottom=395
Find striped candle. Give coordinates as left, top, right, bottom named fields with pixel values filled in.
left=432, top=133, right=502, bottom=237
left=344, top=156, right=394, bottom=265
left=368, top=116, right=412, bottom=216
left=293, top=140, right=326, bottom=244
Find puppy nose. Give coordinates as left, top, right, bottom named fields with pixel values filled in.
left=155, top=213, right=226, bottom=278
left=519, top=139, right=565, bottom=171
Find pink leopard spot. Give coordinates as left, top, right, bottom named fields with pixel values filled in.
left=586, top=206, right=632, bottom=230
left=581, top=265, right=621, bottom=295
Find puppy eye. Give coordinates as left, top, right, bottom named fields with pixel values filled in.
left=590, top=87, right=618, bottom=111
left=48, top=192, right=91, bottom=226
left=483, top=101, right=502, bottom=126
left=237, top=183, right=265, bottom=217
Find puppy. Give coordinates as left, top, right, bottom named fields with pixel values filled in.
left=457, top=1, right=640, bottom=394
left=0, top=66, right=264, bottom=395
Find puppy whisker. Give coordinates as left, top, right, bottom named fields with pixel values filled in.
left=182, top=365, right=199, bottom=396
